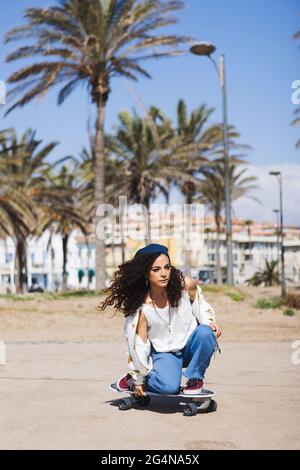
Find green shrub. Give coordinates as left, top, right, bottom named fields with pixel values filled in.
left=0, top=290, right=99, bottom=301
left=0, top=294, right=36, bottom=301
left=283, top=308, right=296, bottom=317
left=201, top=285, right=224, bottom=294
left=44, top=290, right=98, bottom=300
left=226, top=291, right=245, bottom=302
left=254, top=297, right=282, bottom=309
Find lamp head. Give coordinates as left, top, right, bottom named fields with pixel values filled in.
left=190, top=42, right=216, bottom=57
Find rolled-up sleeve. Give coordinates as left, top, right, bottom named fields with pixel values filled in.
left=191, top=285, right=216, bottom=325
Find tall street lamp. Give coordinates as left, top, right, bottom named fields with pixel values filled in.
left=269, top=172, right=286, bottom=297
left=190, top=42, right=234, bottom=285
left=272, top=208, right=280, bottom=265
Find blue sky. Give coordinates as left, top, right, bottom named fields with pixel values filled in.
left=1, top=0, right=300, bottom=225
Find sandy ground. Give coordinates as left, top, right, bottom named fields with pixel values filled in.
left=0, top=286, right=300, bottom=450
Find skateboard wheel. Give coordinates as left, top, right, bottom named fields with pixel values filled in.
left=118, top=398, right=132, bottom=411
left=208, top=400, right=217, bottom=412
left=137, top=396, right=151, bottom=407
left=183, top=402, right=198, bottom=416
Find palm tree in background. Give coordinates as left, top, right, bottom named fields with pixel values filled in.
left=73, top=145, right=129, bottom=264
left=170, top=99, right=224, bottom=274
left=292, top=25, right=300, bottom=149
left=244, top=219, right=253, bottom=261
left=171, top=99, right=222, bottom=204
left=246, top=259, right=279, bottom=287
left=196, top=160, right=259, bottom=284
left=5, top=0, right=191, bottom=291
left=36, top=164, right=89, bottom=292
left=108, top=107, right=174, bottom=242
left=0, top=128, right=57, bottom=292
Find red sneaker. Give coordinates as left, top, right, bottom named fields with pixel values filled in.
left=183, top=379, right=203, bottom=395
left=117, top=373, right=135, bottom=392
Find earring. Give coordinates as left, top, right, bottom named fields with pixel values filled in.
left=146, top=278, right=149, bottom=287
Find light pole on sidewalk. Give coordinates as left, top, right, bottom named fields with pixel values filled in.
left=272, top=208, right=280, bottom=266
left=269, top=172, right=286, bottom=297
left=190, top=42, right=234, bottom=284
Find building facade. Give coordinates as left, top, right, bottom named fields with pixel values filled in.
left=0, top=214, right=299, bottom=292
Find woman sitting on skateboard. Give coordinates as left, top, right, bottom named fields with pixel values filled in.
left=98, top=243, right=221, bottom=398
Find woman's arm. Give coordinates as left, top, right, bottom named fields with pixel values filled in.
left=185, top=276, right=221, bottom=338
left=134, top=311, right=148, bottom=397
left=136, top=311, right=148, bottom=344
left=184, top=276, right=197, bottom=302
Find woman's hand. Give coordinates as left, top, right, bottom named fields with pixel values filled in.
left=210, top=322, right=221, bottom=338
left=134, top=384, right=147, bottom=397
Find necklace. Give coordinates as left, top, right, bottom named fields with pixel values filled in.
left=150, top=295, right=172, bottom=332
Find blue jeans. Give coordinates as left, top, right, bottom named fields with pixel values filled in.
left=146, top=325, right=216, bottom=395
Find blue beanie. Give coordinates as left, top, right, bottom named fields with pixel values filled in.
left=134, top=243, right=169, bottom=258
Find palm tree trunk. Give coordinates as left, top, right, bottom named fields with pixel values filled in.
left=111, top=238, right=116, bottom=269
left=24, top=241, right=28, bottom=293
left=62, top=234, right=69, bottom=293
left=15, top=242, right=20, bottom=294
left=51, top=244, right=55, bottom=292
left=119, top=213, right=126, bottom=264
left=94, top=96, right=106, bottom=292
left=15, top=240, right=26, bottom=294
left=215, top=216, right=222, bottom=284
left=248, top=225, right=252, bottom=259
left=144, top=198, right=151, bottom=244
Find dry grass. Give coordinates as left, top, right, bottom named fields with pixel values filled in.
left=0, top=286, right=299, bottom=343
left=284, top=292, right=300, bottom=310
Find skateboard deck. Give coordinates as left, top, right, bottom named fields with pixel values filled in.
left=109, top=382, right=216, bottom=416
left=110, top=382, right=215, bottom=398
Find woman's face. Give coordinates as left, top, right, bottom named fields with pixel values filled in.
left=148, top=254, right=171, bottom=288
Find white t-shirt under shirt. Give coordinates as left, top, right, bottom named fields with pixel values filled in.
left=142, top=290, right=198, bottom=353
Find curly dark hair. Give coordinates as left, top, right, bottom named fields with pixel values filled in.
left=97, top=252, right=185, bottom=317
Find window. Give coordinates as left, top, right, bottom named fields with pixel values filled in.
left=5, top=253, right=13, bottom=264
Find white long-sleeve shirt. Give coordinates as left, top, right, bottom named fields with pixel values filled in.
left=142, top=291, right=198, bottom=353
left=124, top=285, right=216, bottom=384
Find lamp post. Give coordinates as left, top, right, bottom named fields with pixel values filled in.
left=269, top=172, right=286, bottom=297
left=190, top=42, right=234, bottom=285
left=272, top=209, right=280, bottom=265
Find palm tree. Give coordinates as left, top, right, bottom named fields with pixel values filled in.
left=5, top=0, right=191, bottom=291
left=292, top=26, right=300, bottom=148
left=169, top=99, right=224, bottom=274
left=246, top=259, right=279, bottom=287
left=36, top=164, right=89, bottom=292
left=108, top=107, right=174, bottom=242
left=71, top=144, right=129, bottom=264
left=196, top=160, right=258, bottom=284
left=0, top=128, right=57, bottom=292
left=0, top=182, right=34, bottom=293
left=171, top=99, right=223, bottom=202
left=244, top=219, right=253, bottom=261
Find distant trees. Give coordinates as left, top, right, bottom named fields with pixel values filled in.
left=246, top=259, right=280, bottom=287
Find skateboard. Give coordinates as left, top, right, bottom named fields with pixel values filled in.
left=109, top=382, right=217, bottom=416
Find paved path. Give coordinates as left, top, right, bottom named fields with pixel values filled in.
left=0, top=341, right=299, bottom=450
